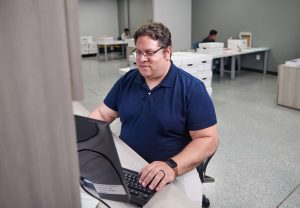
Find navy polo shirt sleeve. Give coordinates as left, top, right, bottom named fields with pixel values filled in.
left=186, top=81, right=217, bottom=131
left=103, top=77, right=123, bottom=112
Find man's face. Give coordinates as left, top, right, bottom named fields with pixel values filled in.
left=210, top=34, right=217, bottom=41
left=135, top=36, right=171, bottom=80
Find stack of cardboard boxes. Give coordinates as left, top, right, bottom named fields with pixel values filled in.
left=197, top=42, right=224, bottom=55
left=172, top=52, right=213, bottom=96
left=127, top=52, right=213, bottom=96
left=80, top=36, right=97, bottom=55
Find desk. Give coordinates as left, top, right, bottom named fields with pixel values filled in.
left=210, top=47, right=270, bottom=79
left=97, top=40, right=128, bottom=61
left=72, top=102, right=198, bottom=208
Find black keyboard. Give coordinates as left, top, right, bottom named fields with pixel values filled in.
left=122, top=168, right=155, bottom=206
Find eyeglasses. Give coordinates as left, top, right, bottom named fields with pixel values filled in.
left=131, top=46, right=166, bottom=58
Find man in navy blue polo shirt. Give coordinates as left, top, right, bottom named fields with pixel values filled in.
left=90, top=22, right=218, bottom=205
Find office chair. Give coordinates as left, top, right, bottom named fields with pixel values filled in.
left=196, top=152, right=216, bottom=208
left=193, top=41, right=201, bottom=51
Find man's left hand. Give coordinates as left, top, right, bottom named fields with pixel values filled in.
left=138, top=161, right=176, bottom=192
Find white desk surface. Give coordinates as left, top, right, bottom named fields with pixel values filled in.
left=197, top=47, right=270, bottom=79
left=72, top=102, right=198, bottom=208
left=97, top=40, right=128, bottom=46
left=211, top=47, right=270, bottom=58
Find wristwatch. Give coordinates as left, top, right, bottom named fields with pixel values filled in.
left=166, top=158, right=178, bottom=176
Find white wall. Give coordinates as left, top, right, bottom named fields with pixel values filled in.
left=192, top=0, right=300, bottom=72
left=128, top=0, right=153, bottom=36
left=78, top=0, right=119, bottom=40
left=153, top=0, right=191, bottom=51
left=118, top=0, right=129, bottom=36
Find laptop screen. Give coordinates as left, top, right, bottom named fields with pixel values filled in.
left=74, top=115, right=130, bottom=203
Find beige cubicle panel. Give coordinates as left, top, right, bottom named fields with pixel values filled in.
left=0, top=0, right=83, bottom=207
left=277, top=64, right=300, bottom=109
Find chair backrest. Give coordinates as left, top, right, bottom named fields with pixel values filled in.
left=196, top=152, right=216, bottom=183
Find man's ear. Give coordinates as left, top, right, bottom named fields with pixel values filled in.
left=164, top=46, right=172, bottom=61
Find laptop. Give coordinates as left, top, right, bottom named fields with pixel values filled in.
left=74, top=115, right=155, bottom=207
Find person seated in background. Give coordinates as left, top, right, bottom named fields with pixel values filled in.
left=121, top=28, right=130, bottom=40
left=193, top=29, right=218, bottom=50
left=90, top=22, right=218, bottom=207
left=202, top=29, right=218, bottom=43
left=202, top=29, right=220, bottom=73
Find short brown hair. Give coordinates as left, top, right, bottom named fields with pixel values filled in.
left=133, top=22, right=172, bottom=48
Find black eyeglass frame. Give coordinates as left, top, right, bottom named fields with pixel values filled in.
left=131, top=46, right=169, bottom=58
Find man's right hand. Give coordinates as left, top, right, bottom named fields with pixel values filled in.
left=138, top=161, right=176, bottom=192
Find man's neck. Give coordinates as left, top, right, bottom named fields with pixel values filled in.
left=145, top=62, right=171, bottom=90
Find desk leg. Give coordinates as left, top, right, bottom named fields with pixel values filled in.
left=104, top=45, right=108, bottom=61
left=237, top=55, right=241, bottom=72
left=220, top=58, right=224, bottom=77
left=122, top=44, right=125, bottom=58
left=263, top=51, right=269, bottom=74
left=231, top=56, right=236, bottom=80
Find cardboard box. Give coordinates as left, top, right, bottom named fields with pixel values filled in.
left=227, top=39, right=247, bottom=51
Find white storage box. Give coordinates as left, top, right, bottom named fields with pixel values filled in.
left=80, top=43, right=89, bottom=49
left=88, top=48, right=97, bottom=54
left=198, top=70, right=212, bottom=79
left=119, top=67, right=131, bottom=76
left=227, top=39, right=247, bottom=51
left=100, top=36, right=114, bottom=43
left=129, top=54, right=136, bottom=69
left=172, top=52, right=202, bottom=76
left=285, top=58, right=300, bottom=68
left=132, top=51, right=214, bottom=96
left=80, top=48, right=89, bottom=55
left=172, top=52, right=213, bottom=66
left=200, top=77, right=212, bottom=88
left=171, top=52, right=213, bottom=92
left=80, top=36, right=93, bottom=43
left=206, top=87, right=213, bottom=97
left=197, top=42, right=224, bottom=55
left=80, top=36, right=98, bottom=55
left=125, top=38, right=135, bottom=47
left=88, top=42, right=97, bottom=54
left=198, top=60, right=212, bottom=71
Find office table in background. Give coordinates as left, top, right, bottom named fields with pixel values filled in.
left=72, top=102, right=198, bottom=208
left=210, top=47, right=270, bottom=80
left=97, top=40, right=128, bottom=61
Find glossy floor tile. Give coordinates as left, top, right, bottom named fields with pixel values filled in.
left=79, top=56, right=300, bottom=208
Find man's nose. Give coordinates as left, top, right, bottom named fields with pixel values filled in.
left=138, top=54, right=149, bottom=62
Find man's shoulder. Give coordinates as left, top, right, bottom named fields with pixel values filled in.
left=121, top=68, right=139, bottom=80
left=202, top=37, right=209, bottom=43
left=174, top=65, right=200, bottom=82
left=172, top=64, right=204, bottom=89
left=118, top=68, right=139, bottom=85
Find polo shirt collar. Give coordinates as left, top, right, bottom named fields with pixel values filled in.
left=133, top=62, right=177, bottom=88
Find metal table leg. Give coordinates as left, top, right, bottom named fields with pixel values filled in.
left=220, top=58, right=224, bottom=77
left=104, top=45, right=108, bottom=61
left=263, top=51, right=269, bottom=74
left=231, top=56, right=236, bottom=80
left=122, top=44, right=125, bottom=58
left=237, top=55, right=241, bottom=72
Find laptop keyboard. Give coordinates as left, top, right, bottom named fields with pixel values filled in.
left=122, top=168, right=155, bottom=206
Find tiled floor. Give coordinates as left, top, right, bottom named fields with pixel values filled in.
left=79, top=55, right=300, bottom=208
